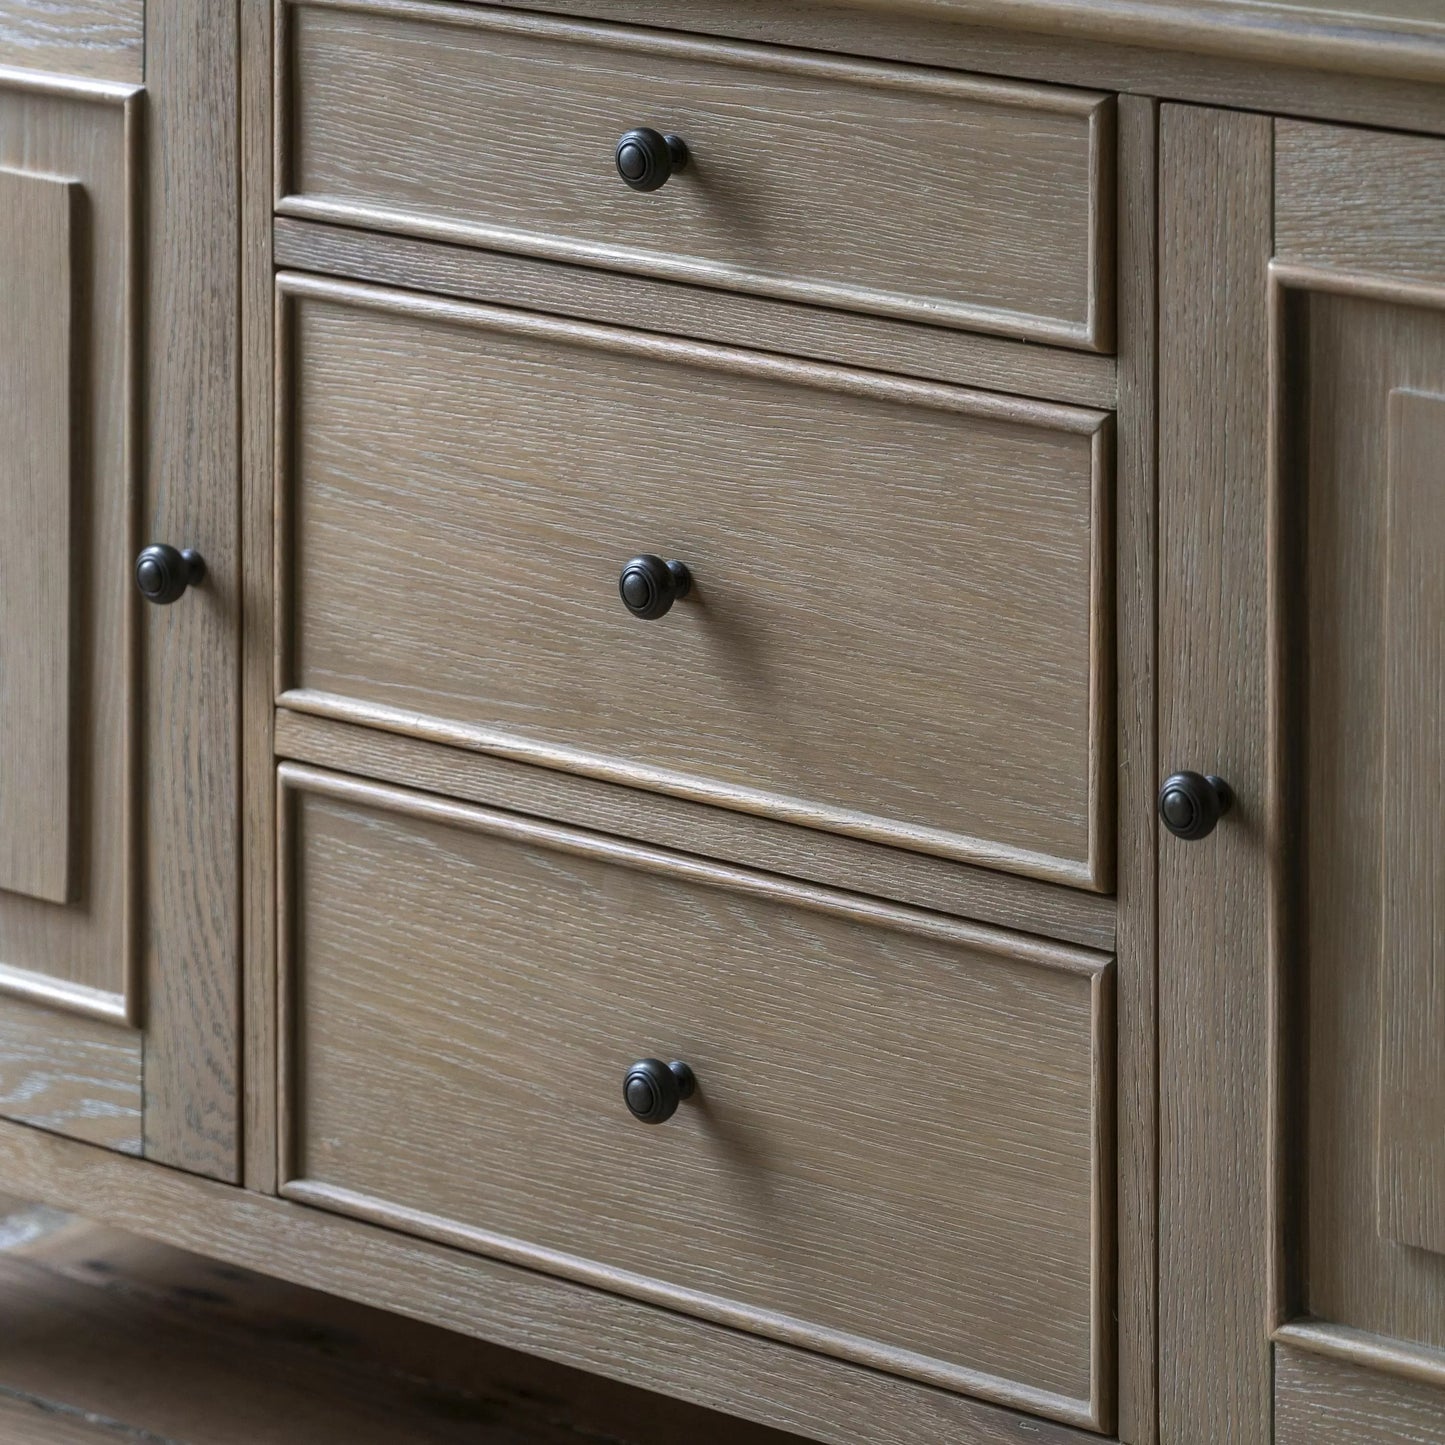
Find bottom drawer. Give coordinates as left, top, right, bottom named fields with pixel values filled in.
left=278, top=764, right=1114, bottom=1430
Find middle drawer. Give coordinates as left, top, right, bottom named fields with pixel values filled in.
left=277, top=274, right=1111, bottom=890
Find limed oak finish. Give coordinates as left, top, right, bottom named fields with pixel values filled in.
left=278, top=764, right=1113, bottom=1429
left=277, top=275, right=1112, bottom=890
left=3, top=4, right=1445, bottom=1444
left=278, top=0, right=1115, bottom=349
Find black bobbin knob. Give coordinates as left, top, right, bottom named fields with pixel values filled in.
left=135, top=544, right=206, bottom=605
left=614, top=128, right=689, bottom=191
left=1158, top=771, right=1234, bottom=841
left=618, top=555, right=691, bottom=620
left=623, top=1059, right=696, bottom=1125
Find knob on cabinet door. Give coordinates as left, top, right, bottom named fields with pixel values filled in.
left=614, top=128, right=689, bottom=191
left=623, top=1058, right=696, bottom=1124
left=618, top=554, right=691, bottom=619
left=1158, top=770, right=1234, bottom=840
left=135, top=544, right=206, bottom=605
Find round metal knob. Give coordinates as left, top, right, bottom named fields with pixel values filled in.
left=623, top=1058, right=695, bottom=1125
left=614, top=128, right=688, bottom=191
left=1159, top=771, right=1234, bottom=841
left=618, top=554, right=691, bottom=620
left=135, top=544, right=206, bottom=605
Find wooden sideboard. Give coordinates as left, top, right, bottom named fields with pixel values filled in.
left=0, top=3, right=1442, bottom=1442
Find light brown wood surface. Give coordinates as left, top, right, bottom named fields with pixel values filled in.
left=0, top=1119, right=1102, bottom=1445
left=278, top=276, right=1111, bottom=890
left=1157, top=104, right=1275, bottom=1443
left=279, top=764, right=1113, bottom=1429
left=460, top=0, right=1445, bottom=140
left=1112, top=90, right=1157, bottom=1445
left=1276, top=1346, right=1445, bottom=1444
left=242, top=0, right=280, bottom=1193
left=1286, top=285, right=1445, bottom=1354
left=0, top=2, right=141, bottom=83
left=0, top=168, right=74, bottom=908
left=140, top=0, right=242, bottom=1179
left=0, top=77, right=141, bottom=1101
left=273, top=709, right=1117, bottom=949
left=0, top=1001, right=140, bottom=1153
left=0, top=1201, right=801, bottom=1445
left=1376, top=387, right=1445, bottom=1259
left=278, top=0, right=1114, bottom=350
left=273, top=219, right=1119, bottom=409
left=1277, top=121, right=1445, bottom=288
left=820, top=0, right=1445, bottom=84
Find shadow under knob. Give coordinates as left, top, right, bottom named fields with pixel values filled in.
left=135, top=544, right=206, bottom=605
left=619, top=554, right=691, bottom=620
left=615, top=128, right=688, bottom=191
left=623, top=1058, right=696, bottom=1125
left=1159, top=770, right=1234, bottom=841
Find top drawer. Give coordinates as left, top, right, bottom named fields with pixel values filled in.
left=277, top=1, right=1115, bottom=351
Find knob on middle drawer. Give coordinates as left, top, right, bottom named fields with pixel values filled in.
left=614, top=128, right=689, bottom=191
left=619, top=554, right=691, bottom=619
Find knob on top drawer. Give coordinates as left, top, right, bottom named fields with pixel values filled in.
left=279, top=3, right=1114, bottom=350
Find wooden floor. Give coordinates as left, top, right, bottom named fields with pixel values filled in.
left=0, top=1192, right=804, bottom=1444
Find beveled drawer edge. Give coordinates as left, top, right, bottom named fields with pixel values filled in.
left=281, top=1179, right=1107, bottom=1430
left=276, top=759, right=1114, bottom=1432
left=273, top=706, right=1120, bottom=950
left=276, top=0, right=1116, bottom=351
left=278, top=687, right=1107, bottom=891
left=274, top=272, right=1114, bottom=892
left=273, top=217, right=1120, bottom=409
left=275, top=269, right=1108, bottom=432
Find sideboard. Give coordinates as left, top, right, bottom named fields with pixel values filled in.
left=0, top=3, right=1442, bottom=1441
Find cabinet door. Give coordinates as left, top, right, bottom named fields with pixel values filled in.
left=1160, top=106, right=1445, bottom=1443
left=0, top=8, right=240, bottom=1181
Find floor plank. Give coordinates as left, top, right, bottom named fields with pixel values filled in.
left=0, top=1195, right=802, bottom=1444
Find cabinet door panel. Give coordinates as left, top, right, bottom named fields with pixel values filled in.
left=1161, top=107, right=1445, bottom=1441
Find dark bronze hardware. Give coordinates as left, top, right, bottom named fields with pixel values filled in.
left=623, top=1058, right=695, bottom=1124
left=614, top=128, right=688, bottom=191
left=1159, top=770, right=1234, bottom=840
left=135, top=544, right=206, bottom=605
left=618, top=554, right=691, bottom=620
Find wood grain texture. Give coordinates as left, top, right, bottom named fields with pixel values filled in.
left=0, top=168, right=74, bottom=907
left=0, top=83, right=139, bottom=1044
left=0, top=1, right=142, bottom=84
left=1276, top=1320, right=1445, bottom=1394
left=1277, top=122, right=1445, bottom=288
left=278, top=0, right=1114, bottom=350
left=453, top=0, right=1445, bottom=140
left=1277, top=1346, right=1445, bottom=1445
left=1377, top=388, right=1445, bottom=1258
left=140, top=0, right=242, bottom=1179
left=1287, top=289, right=1445, bottom=1354
left=1157, top=104, right=1274, bottom=1443
left=0, top=1212, right=802, bottom=1445
left=272, top=219, right=1119, bottom=409
left=0, top=998, right=140, bottom=1153
left=274, top=709, right=1118, bottom=950
left=278, top=764, right=1114, bottom=1429
left=1112, top=91, right=1157, bottom=1445
left=241, top=0, right=279, bottom=1193
left=0, top=1119, right=1103, bottom=1445
left=278, top=276, right=1112, bottom=890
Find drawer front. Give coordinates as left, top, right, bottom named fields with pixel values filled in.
left=278, top=0, right=1114, bottom=350
left=278, top=277, right=1112, bottom=890
left=279, top=765, right=1114, bottom=1429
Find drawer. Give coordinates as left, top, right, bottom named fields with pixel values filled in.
left=279, top=764, right=1115, bottom=1430
left=277, top=277, right=1112, bottom=891
left=277, top=1, right=1114, bottom=350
